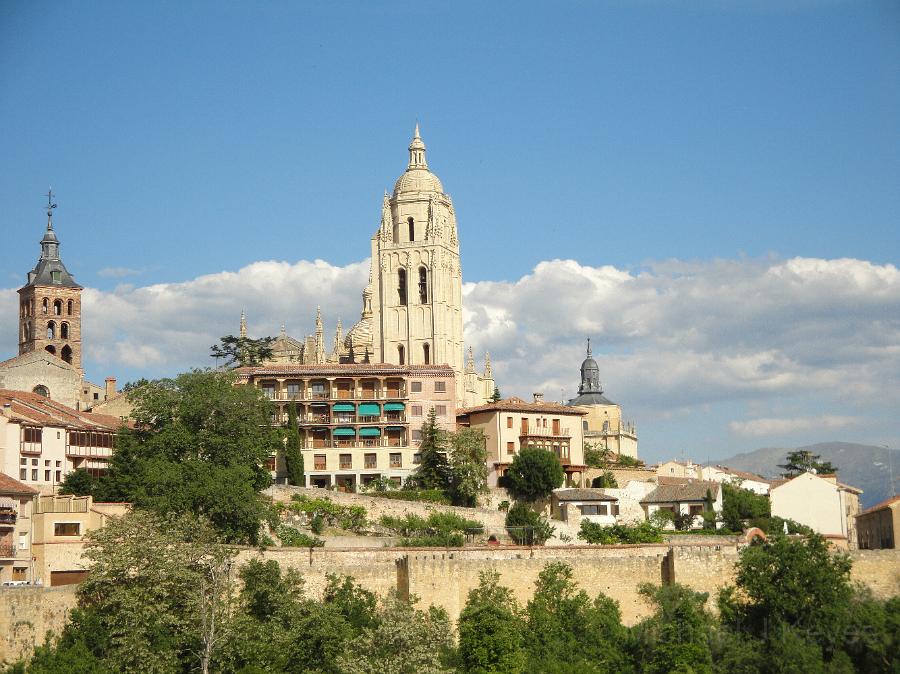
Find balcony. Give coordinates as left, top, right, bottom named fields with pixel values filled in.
left=66, top=445, right=113, bottom=459
left=0, top=510, right=17, bottom=526
left=270, top=388, right=407, bottom=402
left=19, top=442, right=42, bottom=455
left=0, top=544, right=15, bottom=558
left=519, top=424, right=571, bottom=439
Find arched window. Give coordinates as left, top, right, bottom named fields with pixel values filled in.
left=67, top=300, right=73, bottom=315
left=42, top=298, right=48, bottom=314
left=397, top=269, right=408, bottom=306
left=408, top=217, right=414, bottom=242
left=45, top=345, right=56, bottom=356
left=418, top=267, right=428, bottom=303
left=33, top=385, right=49, bottom=397
left=423, top=343, right=430, bottom=365
left=60, top=322, right=69, bottom=339
left=61, top=345, right=73, bottom=364
left=397, top=345, right=405, bottom=365
left=46, top=321, right=56, bottom=339
left=53, top=300, right=62, bottom=316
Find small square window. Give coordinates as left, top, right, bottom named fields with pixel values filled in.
left=434, top=381, right=446, bottom=393
left=411, top=381, right=422, bottom=393
left=44, top=460, right=50, bottom=466
left=412, top=430, right=423, bottom=442
left=413, top=453, right=422, bottom=464
left=411, top=405, right=423, bottom=416
left=435, top=405, right=447, bottom=416
left=19, top=458, right=26, bottom=466
left=31, top=459, right=38, bottom=466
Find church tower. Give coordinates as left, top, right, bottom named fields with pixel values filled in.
left=17, top=193, right=84, bottom=372
left=369, top=125, right=465, bottom=395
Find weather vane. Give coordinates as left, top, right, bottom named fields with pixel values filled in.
left=45, top=188, right=57, bottom=224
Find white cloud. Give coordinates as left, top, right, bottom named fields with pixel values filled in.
left=97, top=266, right=144, bottom=278
left=729, top=415, right=860, bottom=437
left=1, top=255, right=898, bottom=446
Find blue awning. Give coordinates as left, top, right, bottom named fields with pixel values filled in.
left=384, top=402, right=405, bottom=411
left=358, top=403, right=381, bottom=416
left=333, top=428, right=356, bottom=437
left=359, top=428, right=381, bottom=437
left=332, top=403, right=355, bottom=412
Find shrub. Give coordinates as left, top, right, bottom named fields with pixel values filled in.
left=505, top=501, right=555, bottom=545
left=367, top=489, right=450, bottom=504
left=289, top=494, right=368, bottom=532
left=504, top=447, right=565, bottom=502
left=498, top=500, right=510, bottom=512
left=379, top=511, right=481, bottom=547
left=310, top=514, right=325, bottom=534
left=591, top=471, right=618, bottom=488
left=578, top=520, right=664, bottom=544
left=276, top=525, right=324, bottom=548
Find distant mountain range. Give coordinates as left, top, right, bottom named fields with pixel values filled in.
left=717, top=442, right=899, bottom=510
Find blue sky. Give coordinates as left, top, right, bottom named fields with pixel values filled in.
left=1, top=1, right=898, bottom=462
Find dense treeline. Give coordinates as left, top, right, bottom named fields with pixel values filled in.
left=6, top=511, right=898, bottom=674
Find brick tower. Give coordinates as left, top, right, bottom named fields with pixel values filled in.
left=17, top=192, right=83, bottom=372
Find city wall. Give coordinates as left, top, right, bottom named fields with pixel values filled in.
left=3, top=545, right=899, bottom=666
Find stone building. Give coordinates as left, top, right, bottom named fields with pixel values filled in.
left=566, top=340, right=638, bottom=458
left=235, top=363, right=456, bottom=490
left=856, top=495, right=900, bottom=550
left=239, top=127, right=495, bottom=408
left=456, top=394, right=587, bottom=488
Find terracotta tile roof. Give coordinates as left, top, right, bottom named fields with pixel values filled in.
left=0, top=389, right=124, bottom=432
left=860, top=494, right=900, bottom=515
left=0, top=472, right=39, bottom=496
left=458, top=396, right=587, bottom=417
left=641, top=481, right=720, bottom=504
left=553, top=488, right=618, bottom=502
left=233, top=363, right=454, bottom=378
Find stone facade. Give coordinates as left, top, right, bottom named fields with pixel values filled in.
left=856, top=495, right=900, bottom=550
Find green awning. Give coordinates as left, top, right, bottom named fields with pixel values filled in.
left=384, top=402, right=405, bottom=411
left=358, top=403, right=381, bottom=416
left=386, top=426, right=405, bottom=432
left=333, top=428, right=356, bottom=437
left=332, top=403, right=355, bottom=412
left=359, top=428, right=381, bottom=437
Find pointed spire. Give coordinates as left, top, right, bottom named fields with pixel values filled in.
left=484, top=351, right=493, bottom=379
left=586, top=337, right=592, bottom=359
left=408, top=123, right=427, bottom=169
left=466, top=346, right=475, bottom=373
left=239, top=310, right=247, bottom=338
left=45, top=187, right=57, bottom=231
left=280, top=323, right=286, bottom=337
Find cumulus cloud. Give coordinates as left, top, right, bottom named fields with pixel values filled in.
left=1, top=254, right=898, bottom=448
left=729, top=415, right=861, bottom=437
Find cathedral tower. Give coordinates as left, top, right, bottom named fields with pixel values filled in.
left=17, top=193, right=84, bottom=372
left=369, top=125, right=465, bottom=393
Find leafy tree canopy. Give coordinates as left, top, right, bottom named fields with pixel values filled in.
left=58, top=468, right=97, bottom=497
left=458, top=570, right=526, bottom=674
left=447, top=427, right=489, bottom=507
left=778, top=449, right=837, bottom=478
left=94, top=370, right=280, bottom=544
left=503, top=447, right=564, bottom=502
left=210, top=335, right=275, bottom=368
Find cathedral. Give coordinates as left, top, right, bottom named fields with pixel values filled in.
left=242, top=126, right=495, bottom=408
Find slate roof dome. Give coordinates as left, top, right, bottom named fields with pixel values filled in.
left=393, top=123, right=445, bottom=196
left=567, top=338, right=615, bottom=407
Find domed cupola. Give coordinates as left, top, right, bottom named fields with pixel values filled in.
left=392, top=123, right=445, bottom=196
left=579, top=338, right=602, bottom=395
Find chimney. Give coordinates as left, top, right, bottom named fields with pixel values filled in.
left=104, top=377, right=117, bottom=400
left=533, top=392, right=544, bottom=403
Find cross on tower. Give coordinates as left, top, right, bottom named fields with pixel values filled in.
left=45, top=188, right=57, bottom=225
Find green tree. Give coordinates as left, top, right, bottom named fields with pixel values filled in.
left=584, top=444, right=614, bottom=469
left=458, top=571, right=526, bottom=674
left=490, top=386, right=501, bottom=403
left=74, top=511, right=236, bottom=674
left=95, top=370, right=280, bottom=544
left=505, top=501, right=554, bottom=546
left=58, top=468, right=97, bottom=497
left=210, top=334, right=275, bottom=368
left=284, top=403, right=305, bottom=486
left=591, top=471, right=618, bottom=488
left=503, top=447, right=564, bottom=502
left=718, top=534, right=853, bottom=658
left=447, top=427, right=489, bottom=507
left=720, top=483, right=770, bottom=532
left=409, top=408, right=450, bottom=491
left=632, top=583, right=713, bottom=674
left=337, top=593, right=455, bottom=674
left=524, top=562, right=631, bottom=673
left=778, top=450, right=837, bottom=477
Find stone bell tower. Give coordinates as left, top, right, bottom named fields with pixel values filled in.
left=17, top=192, right=84, bottom=372
left=369, top=125, right=465, bottom=390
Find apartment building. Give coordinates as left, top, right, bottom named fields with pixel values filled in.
left=0, top=389, right=122, bottom=493
left=0, top=473, right=38, bottom=584
left=456, top=394, right=588, bottom=488
left=235, top=363, right=456, bottom=490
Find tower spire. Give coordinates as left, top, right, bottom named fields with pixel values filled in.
left=239, top=310, right=247, bottom=338
left=407, top=123, right=427, bottom=169
left=45, top=188, right=57, bottom=230
left=586, top=337, right=591, bottom=358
